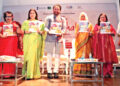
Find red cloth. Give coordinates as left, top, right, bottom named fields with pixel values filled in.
left=0, top=36, right=18, bottom=56
left=103, top=63, right=113, bottom=76
left=0, top=22, right=17, bottom=34
left=92, top=24, right=118, bottom=77
left=17, top=34, right=23, bottom=55
left=92, top=24, right=118, bottom=63
left=0, top=22, right=18, bottom=75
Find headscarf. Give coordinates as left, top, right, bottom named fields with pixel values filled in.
left=79, top=12, right=88, bottom=21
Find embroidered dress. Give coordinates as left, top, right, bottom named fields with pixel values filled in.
left=92, top=24, right=118, bottom=76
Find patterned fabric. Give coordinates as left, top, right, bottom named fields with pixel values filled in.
left=92, top=24, right=118, bottom=63
left=44, top=14, right=66, bottom=54
left=74, top=23, right=93, bottom=74
left=75, top=24, right=93, bottom=59
left=73, top=12, right=93, bottom=74
left=21, top=20, right=46, bottom=79
left=0, top=22, right=18, bottom=76
left=92, top=24, right=118, bottom=77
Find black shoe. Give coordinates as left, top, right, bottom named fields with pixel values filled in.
left=47, top=73, right=53, bottom=79
left=104, top=74, right=111, bottom=78
left=54, top=73, right=59, bottom=79
left=26, top=78, right=32, bottom=80
left=86, top=76, right=92, bottom=78
left=107, top=74, right=112, bottom=78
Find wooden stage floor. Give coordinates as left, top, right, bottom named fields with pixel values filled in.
left=1, top=74, right=120, bottom=86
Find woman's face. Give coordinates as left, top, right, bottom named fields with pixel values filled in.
left=5, top=13, right=13, bottom=22
left=100, top=14, right=106, bottom=22
left=80, top=15, right=86, bottom=21
left=30, top=10, right=36, bottom=20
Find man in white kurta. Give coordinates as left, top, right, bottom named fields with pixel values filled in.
left=45, top=4, right=66, bottom=79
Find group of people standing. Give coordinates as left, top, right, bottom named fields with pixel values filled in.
left=74, top=12, right=118, bottom=78
left=0, top=4, right=119, bottom=80
left=0, top=4, right=66, bottom=80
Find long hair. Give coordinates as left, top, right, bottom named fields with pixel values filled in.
left=27, top=9, right=38, bottom=20
left=14, top=21, right=21, bottom=28
left=3, top=11, right=13, bottom=21
left=97, top=13, right=108, bottom=26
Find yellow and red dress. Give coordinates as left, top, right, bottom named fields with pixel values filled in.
left=74, top=23, right=93, bottom=74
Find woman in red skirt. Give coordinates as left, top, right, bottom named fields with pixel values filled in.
left=92, top=13, right=118, bottom=78
left=0, top=11, right=22, bottom=78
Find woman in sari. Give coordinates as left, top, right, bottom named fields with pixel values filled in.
left=74, top=12, right=93, bottom=74
left=92, top=13, right=118, bottom=78
left=22, top=9, right=46, bottom=79
left=0, top=11, right=22, bottom=78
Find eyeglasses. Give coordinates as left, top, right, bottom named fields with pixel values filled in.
left=100, top=17, right=105, bottom=18
left=6, top=16, right=12, bottom=18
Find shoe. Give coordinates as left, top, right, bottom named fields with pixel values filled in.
left=104, top=74, right=111, bottom=78
left=47, top=73, right=53, bottom=79
left=86, top=76, right=92, bottom=78
left=26, top=78, right=32, bottom=80
left=86, top=71, right=92, bottom=75
left=54, top=73, right=59, bottom=79
left=107, top=74, right=112, bottom=78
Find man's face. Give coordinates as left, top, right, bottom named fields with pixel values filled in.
left=53, top=6, right=61, bottom=15
left=5, top=13, right=13, bottom=22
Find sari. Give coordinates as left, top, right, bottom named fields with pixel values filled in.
left=74, top=23, right=93, bottom=74
left=22, top=20, right=46, bottom=79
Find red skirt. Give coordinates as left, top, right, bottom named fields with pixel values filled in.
left=92, top=34, right=118, bottom=63
left=0, top=36, right=18, bottom=76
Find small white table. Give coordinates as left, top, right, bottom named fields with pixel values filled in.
left=0, top=61, right=25, bottom=86
left=70, top=61, right=104, bottom=86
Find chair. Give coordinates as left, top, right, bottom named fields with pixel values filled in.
left=41, top=55, right=47, bottom=74
left=61, top=38, right=75, bottom=74
left=41, top=39, right=75, bottom=74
